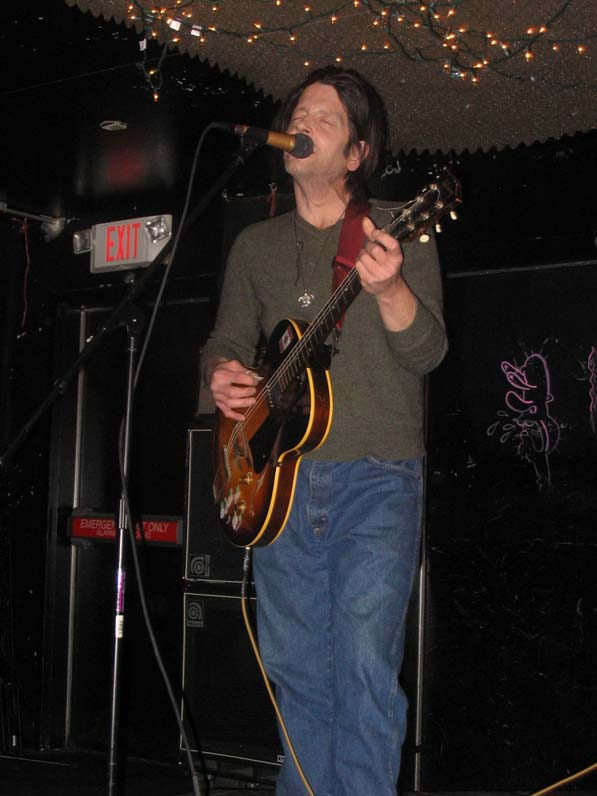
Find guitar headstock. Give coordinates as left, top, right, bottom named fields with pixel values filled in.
left=384, top=170, right=462, bottom=243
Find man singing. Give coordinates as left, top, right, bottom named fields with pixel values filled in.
left=202, top=66, right=448, bottom=795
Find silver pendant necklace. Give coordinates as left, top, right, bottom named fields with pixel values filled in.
left=298, top=291, right=314, bottom=309
left=293, top=209, right=345, bottom=309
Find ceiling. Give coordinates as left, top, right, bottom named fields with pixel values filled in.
left=1, top=0, right=278, bottom=220
left=65, top=0, right=597, bottom=152
left=1, top=0, right=595, bottom=274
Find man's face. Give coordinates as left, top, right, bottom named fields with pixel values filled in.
left=284, top=82, right=365, bottom=187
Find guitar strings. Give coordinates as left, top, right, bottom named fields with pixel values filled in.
left=257, top=191, right=432, bottom=395
left=222, top=267, right=361, bottom=462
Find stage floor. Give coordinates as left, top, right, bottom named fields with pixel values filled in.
left=1, top=751, right=593, bottom=796
left=1, top=751, right=274, bottom=796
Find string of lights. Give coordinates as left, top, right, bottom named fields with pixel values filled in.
left=127, top=0, right=592, bottom=100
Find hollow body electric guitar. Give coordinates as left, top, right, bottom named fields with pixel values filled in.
left=213, top=173, right=461, bottom=547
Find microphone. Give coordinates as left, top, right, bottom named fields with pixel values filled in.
left=219, top=123, right=314, bottom=159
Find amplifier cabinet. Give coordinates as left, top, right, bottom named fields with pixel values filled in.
left=184, top=428, right=247, bottom=585
left=180, top=590, right=282, bottom=766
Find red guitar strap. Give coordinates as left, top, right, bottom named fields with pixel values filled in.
left=332, top=200, right=370, bottom=334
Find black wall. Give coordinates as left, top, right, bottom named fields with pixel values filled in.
left=1, top=2, right=597, bottom=788
left=423, top=262, right=597, bottom=790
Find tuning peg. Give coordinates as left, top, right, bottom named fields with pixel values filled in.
left=450, top=210, right=458, bottom=220
left=434, top=223, right=442, bottom=234
left=419, top=232, right=430, bottom=243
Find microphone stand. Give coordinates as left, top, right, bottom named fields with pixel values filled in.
left=107, top=300, right=143, bottom=796
left=0, top=137, right=261, bottom=796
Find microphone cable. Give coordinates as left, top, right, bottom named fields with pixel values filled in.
left=115, top=121, right=227, bottom=796
left=530, top=760, right=597, bottom=796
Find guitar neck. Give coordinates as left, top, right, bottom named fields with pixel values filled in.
left=272, top=268, right=361, bottom=392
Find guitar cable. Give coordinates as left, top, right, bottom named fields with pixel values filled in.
left=240, top=547, right=316, bottom=796
left=529, top=760, right=597, bottom=796
left=240, top=537, right=597, bottom=796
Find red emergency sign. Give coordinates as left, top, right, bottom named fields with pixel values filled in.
left=105, top=222, right=141, bottom=262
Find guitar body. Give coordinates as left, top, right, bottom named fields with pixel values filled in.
left=212, top=318, right=333, bottom=547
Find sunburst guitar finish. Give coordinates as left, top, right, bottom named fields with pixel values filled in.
left=212, top=319, right=332, bottom=547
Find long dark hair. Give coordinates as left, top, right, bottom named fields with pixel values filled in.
left=274, top=66, right=388, bottom=202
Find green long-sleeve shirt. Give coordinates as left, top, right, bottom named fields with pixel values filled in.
left=201, top=202, right=448, bottom=461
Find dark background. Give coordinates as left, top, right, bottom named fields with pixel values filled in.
left=1, top=1, right=596, bottom=792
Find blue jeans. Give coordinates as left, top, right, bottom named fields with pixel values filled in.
left=253, top=456, right=423, bottom=796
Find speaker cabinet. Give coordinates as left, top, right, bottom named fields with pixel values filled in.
left=180, top=591, right=282, bottom=766
left=184, top=427, right=247, bottom=584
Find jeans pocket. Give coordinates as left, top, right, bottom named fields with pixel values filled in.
left=365, top=455, right=423, bottom=481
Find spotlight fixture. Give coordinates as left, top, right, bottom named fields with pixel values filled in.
left=72, top=228, right=92, bottom=254
left=0, top=202, right=66, bottom=241
left=144, top=215, right=170, bottom=244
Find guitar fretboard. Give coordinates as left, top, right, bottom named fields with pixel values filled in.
left=269, top=267, right=361, bottom=395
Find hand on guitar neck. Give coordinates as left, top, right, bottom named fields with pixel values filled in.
left=207, top=358, right=260, bottom=422
left=356, top=216, right=417, bottom=332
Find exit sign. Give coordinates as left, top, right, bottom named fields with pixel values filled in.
left=90, top=215, right=172, bottom=273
